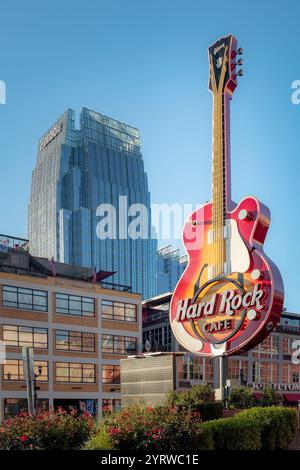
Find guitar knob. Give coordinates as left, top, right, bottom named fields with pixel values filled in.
left=247, top=309, right=257, bottom=320
left=238, top=209, right=252, bottom=220
left=237, top=47, right=244, bottom=54
left=237, top=58, right=243, bottom=65
left=237, top=69, right=244, bottom=76
left=251, top=269, right=264, bottom=281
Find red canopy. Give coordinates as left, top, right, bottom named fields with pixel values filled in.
left=283, top=393, right=300, bottom=402
left=253, top=392, right=262, bottom=399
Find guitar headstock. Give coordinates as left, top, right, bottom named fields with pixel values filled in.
left=208, top=34, right=243, bottom=97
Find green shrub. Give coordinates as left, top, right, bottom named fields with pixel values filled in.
left=197, top=420, right=216, bottom=450
left=166, top=384, right=221, bottom=422
left=167, top=384, right=214, bottom=409
left=85, top=426, right=115, bottom=450
left=0, top=407, right=95, bottom=450
left=85, top=404, right=203, bottom=451
left=200, top=417, right=261, bottom=450
left=257, top=385, right=282, bottom=407
left=236, top=407, right=297, bottom=450
left=199, top=406, right=297, bottom=450
left=198, top=401, right=224, bottom=421
left=227, top=387, right=255, bottom=409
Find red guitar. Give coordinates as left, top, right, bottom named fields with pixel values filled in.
left=170, top=35, right=284, bottom=356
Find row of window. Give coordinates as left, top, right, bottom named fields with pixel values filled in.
left=2, top=325, right=137, bottom=354
left=2, top=286, right=138, bottom=322
left=3, top=360, right=121, bottom=384
left=3, top=398, right=121, bottom=419
left=228, top=360, right=300, bottom=384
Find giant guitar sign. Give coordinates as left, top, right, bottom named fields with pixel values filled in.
left=170, top=35, right=284, bottom=357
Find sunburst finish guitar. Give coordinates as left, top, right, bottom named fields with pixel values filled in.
left=170, top=35, right=284, bottom=356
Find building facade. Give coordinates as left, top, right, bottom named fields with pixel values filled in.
left=156, top=245, right=187, bottom=296
left=142, top=293, right=300, bottom=402
left=0, top=235, right=142, bottom=420
left=28, top=108, right=157, bottom=299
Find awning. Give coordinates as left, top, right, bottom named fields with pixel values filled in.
left=283, top=393, right=300, bottom=402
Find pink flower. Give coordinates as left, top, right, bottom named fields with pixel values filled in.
left=108, top=427, right=120, bottom=436
left=20, top=435, right=27, bottom=442
left=147, top=407, right=153, bottom=413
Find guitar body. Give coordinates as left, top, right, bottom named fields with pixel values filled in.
left=170, top=196, right=284, bottom=356
left=170, top=35, right=284, bottom=357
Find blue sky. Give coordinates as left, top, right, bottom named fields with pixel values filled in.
left=0, top=0, right=299, bottom=312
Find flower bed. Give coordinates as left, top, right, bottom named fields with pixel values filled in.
left=0, top=407, right=94, bottom=450
left=85, top=405, right=202, bottom=451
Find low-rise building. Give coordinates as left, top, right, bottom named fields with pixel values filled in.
left=0, top=234, right=142, bottom=420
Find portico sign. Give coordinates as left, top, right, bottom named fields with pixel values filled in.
left=253, top=383, right=300, bottom=392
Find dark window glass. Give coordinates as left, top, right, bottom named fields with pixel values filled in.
left=55, top=330, right=95, bottom=352
left=55, top=293, right=95, bottom=317
left=102, top=398, right=122, bottom=414
left=2, top=286, right=47, bottom=312
left=4, top=398, right=49, bottom=419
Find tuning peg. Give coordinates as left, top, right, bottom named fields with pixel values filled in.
left=237, top=47, right=243, bottom=55
left=237, top=58, right=243, bottom=65
left=237, top=69, right=244, bottom=76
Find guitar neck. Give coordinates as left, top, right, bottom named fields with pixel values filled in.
left=212, top=90, right=231, bottom=229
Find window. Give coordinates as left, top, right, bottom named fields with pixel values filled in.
left=102, top=398, right=121, bottom=414
left=252, top=361, right=278, bottom=384
left=102, top=365, right=120, bottom=384
left=2, top=325, right=48, bottom=349
left=189, top=356, right=204, bottom=381
left=3, top=360, right=48, bottom=381
left=164, top=325, right=171, bottom=346
left=4, top=398, right=49, bottom=419
left=204, top=358, right=214, bottom=382
left=253, top=335, right=279, bottom=358
left=143, top=328, right=163, bottom=350
left=282, top=337, right=290, bottom=354
left=55, top=293, right=95, bottom=317
left=102, top=300, right=137, bottom=322
left=2, top=285, right=47, bottom=312
left=102, top=334, right=137, bottom=355
left=55, top=330, right=95, bottom=352
left=55, top=362, right=96, bottom=383
left=179, top=356, right=188, bottom=381
left=290, top=364, right=299, bottom=383
left=228, top=359, right=248, bottom=382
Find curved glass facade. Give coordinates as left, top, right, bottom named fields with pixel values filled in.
left=28, top=108, right=157, bottom=298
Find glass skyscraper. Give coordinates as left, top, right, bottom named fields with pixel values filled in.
left=28, top=108, right=157, bottom=298
left=156, top=245, right=187, bottom=295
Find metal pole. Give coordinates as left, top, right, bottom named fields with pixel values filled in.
left=219, top=354, right=228, bottom=402
left=219, top=355, right=224, bottom=401
left=25, top=348, right=35, bottom=415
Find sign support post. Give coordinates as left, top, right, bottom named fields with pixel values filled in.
left=216, top=354, right=228, bottom=402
